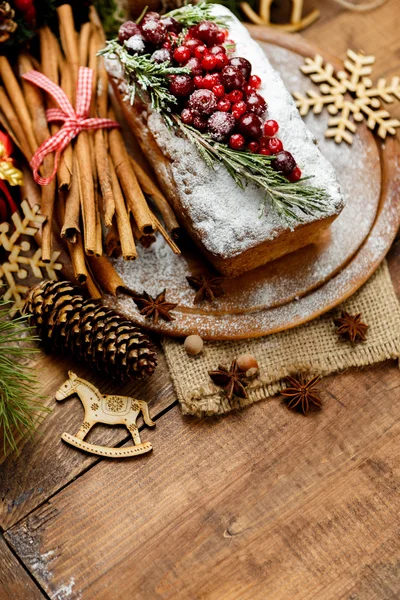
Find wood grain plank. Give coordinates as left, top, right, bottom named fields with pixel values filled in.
left=0, top=345, right=176, bottom=530
left=5, top=359, right=400, bottom=600
left=0, top=535, right=45, bottom=600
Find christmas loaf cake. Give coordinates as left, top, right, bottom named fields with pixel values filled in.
left=104, top=4, right=345, bottom=277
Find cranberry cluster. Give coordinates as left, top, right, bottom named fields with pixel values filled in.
left=118, top=14, right=301, bottom=181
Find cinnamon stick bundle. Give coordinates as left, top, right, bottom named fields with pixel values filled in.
left=109, top=159, right=137, bottom=261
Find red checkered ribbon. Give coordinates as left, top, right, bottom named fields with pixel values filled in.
left=22, top=67, right=119, bottom=186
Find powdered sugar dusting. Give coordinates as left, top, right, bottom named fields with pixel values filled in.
left=144, top=5, right=344, bottom=259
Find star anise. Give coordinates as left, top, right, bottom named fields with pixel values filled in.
left=186, top=274, right=224, bottom=304
left=334, top=311, right=368, bottom=343
left=281, top=375, right=322, bottom=415
left=208, top=359, right=248, bottom=401
left=132, top=289, right=177, bottom=324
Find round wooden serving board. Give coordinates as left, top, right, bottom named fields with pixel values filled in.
left=108, top=29, right=400, bottom=340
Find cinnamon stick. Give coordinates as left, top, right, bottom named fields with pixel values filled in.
left=57, top=4, right=80, bottom=88
left=152, top=214, right=181, bottom=255
left=108, top=114, right=154, bottom=235
left=0, top=88, right=31, bottom=161
left=69, top=234, right=89, bottom=284
left=18, top=52, right=56, bottom=262
left=131, top=218, right=156, bottom=249
left=129, top=156, right=180, bottom=237
left=61, top=154, right=81, bottom=243
left=109, top=159, right=137, bottom=261
left=0, top=56, right=38, bottom=157
left=79, top=22, right=92, bottom=67
left=58, top=62, right=74, bottom=190
left=105, top=220, right=122, bottom=259
left=87, top=255, right=125, bottom=296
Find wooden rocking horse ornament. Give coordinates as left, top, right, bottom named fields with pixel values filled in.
left=55, top=371, right=156, bottom=457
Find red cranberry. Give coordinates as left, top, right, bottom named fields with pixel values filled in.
left=215, top=30, right=226, bottom=45
left=181, top=108, right=194, bottom=125
left=249, top=75, right=262, bottom=89
left=193, top=115, right=208, bottom=131
left=237, top=113, right=262, bottom=139
left=244, top=84, right=253, bottom=95
left=221, top=66, right=245, bottom=92
left=232, top=101, right=247, bottom=119
left=229, top=133, right=246, bottom=150
left=194, top=45, right=208, bottom=59
left=268, top=138, right=283, bottom=154
left=247, top=141, right=259, bottom=153
left=186, top=57, right=203, bottom=76
left=208, top=111, right=236, bottom=141
left=209, top=45, right=226, bottom=55
left=141, top=20, right=166, bottom=45
left=184, top=38, right=201, bottom=52
left=229, top=57, right=252, bottom=80
left=263, top=119, right=279, bottom=137
left=192, top=21, right=221, bottom=46
left=202, top=54, right=217, bottom=70
left=151, top=48, right=171, bottom=63
left=193, top=75, right=204, bottom=88
left=161, top=16, right=182, bottom=34
left=173, top=46, right=191, bottom=63
left=217, top=98, right=231, bottom=112
left=169, top=74, right=194, bottom=97
left=272, top=151, right=296, bottom=174
left=214, top=53, right=229, bottom=70
left=228, top=90, right=243, bottom=103
left=141, top=12, right=160, bottom=24
left=212, top=84, right=225, bottom=98
left=246, top=92, right=267, bottom=117
left=287, top=166, right=302, bottom=182
left=260, top=147, right=271, bottom=156
left=118, top=21, right=141, bottom=43
left=125, top=34, right=145, bottom=55
left=202, top=74, right=216, bottom=90
left=209, top=73, right=221, bottom=86
left=189, top=89, right=217, bottom=115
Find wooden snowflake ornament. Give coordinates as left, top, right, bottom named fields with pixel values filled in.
left=294, top=50, right=400, bottom=144
left=0, top=200, right=62, bottom=315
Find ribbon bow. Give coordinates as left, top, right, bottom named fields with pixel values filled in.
left=22, top=67, right=119, bottom=186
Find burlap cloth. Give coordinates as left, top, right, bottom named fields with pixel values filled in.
left=162, top=262, right=400, bottom=417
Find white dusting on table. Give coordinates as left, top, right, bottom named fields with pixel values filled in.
left=106, top=5, right=344, bottom=260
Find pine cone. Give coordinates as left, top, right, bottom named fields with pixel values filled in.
left=24, top=280, right=157, bottom=381
left=0, top=2, right=17, bottom=44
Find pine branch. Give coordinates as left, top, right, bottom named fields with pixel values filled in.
left=0, top=301, right=49, bottom=456
left=100, top=41, right=190, bottom=113
left=172, top=116, right=331, bottom=223
left=164, top=1, right=231, bottom=27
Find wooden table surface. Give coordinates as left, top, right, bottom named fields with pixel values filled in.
left=1, top=1, right=400, bottom=598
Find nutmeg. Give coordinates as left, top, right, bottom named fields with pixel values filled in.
left=184, top=334, right=204, bottom=356
left=237, top=353, right=259, bottom=372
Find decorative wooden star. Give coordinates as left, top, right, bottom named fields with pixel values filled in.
left=281, top=375, right=322, bottom=414
left=132, top=289, right=177, bottom=324
left=186, top=274, right=224, bottom=304
left=334, top=311, right=368, bottom=343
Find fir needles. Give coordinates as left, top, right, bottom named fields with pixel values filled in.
left=0, top=301, right=48, bottom=456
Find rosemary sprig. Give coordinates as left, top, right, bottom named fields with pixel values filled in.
left=100, top=41, right=190, bottom=113
left=164, top=1, right=231, bottom=27
left=172, top=116, right=331, bottom=223
left=0, top=301, right=49, bottom=456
